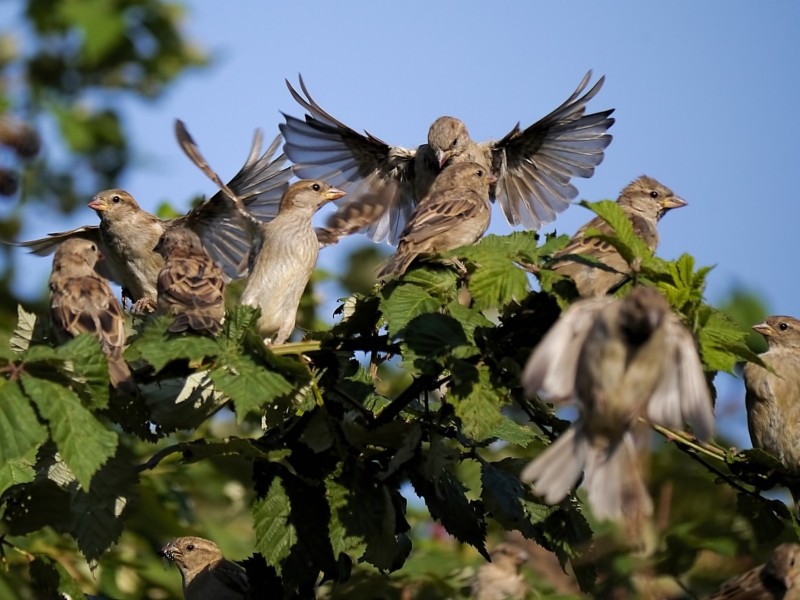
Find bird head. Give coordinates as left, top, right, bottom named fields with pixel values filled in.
left=428, top=116, right=470, bottom=168
left=753, top=316, right=800, bottom=349
left=280, top=180, right=346, bottom=212
left=88, top=189, right=140, bottom=217
left=160, top=536, right=223, bottom=575
left=621, top=175, right=686, bottom=220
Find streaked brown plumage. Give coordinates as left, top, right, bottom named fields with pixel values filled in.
left=15, top=123, right=291, bottom=313
left=49, top=238, right=134, bottom=391
left=282, top=72, right=614, bottom=244
left=377, top=162, right=496, bottom=278
left=521, top=286, right=713, bottom=520
left=548, top=175, right=686, bottom=297
left=240, top=180, right=346, bottom=344
left=708, top=543, right=800, bottom=599
left=471, top=543, right=529, bottom=600
left=744, top=316, right=800, bottom=509
left=160, top=536, right=249, bottom=600
left=154, top=227, right=226, bottom=336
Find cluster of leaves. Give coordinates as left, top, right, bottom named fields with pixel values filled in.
left=0, top=199, right=793, bottom=598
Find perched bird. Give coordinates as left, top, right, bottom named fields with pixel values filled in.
left=240, top=180, right=346, bottom=345
left=471, top=543, right=529, bottom=600
left=708, top=543, right=800, bottom=600
left=49, top=238, right=134, bottom=391
left=160, top=536, right=249, bottom=600
left=154, top=227, right=226, bottom=336
left=15, top=121, right=292, bottom=313
left=547, top=175, right=686, bottom=297
left=281, top=71, right=614, bottom=244
left=744, top=316, right=800, bottom=509
left=521, top=286, right=713, bottom=520
left=377, top=162, right=496, bottom=278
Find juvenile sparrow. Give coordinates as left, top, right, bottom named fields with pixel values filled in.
left=377, top=162, right=496, bottom=278
left=49, top=238, right=134, bottom=391
left=281, top=72, right=614, bottom=244
left=744, top=315, right=800, bottom=509
left=708, top=542, right=800, bottom=599
left=521, top=286, right=713, bottom=520
left=471, top=543, right=529, bottom=600
left=154, top=227, right=226, bottom=336
left=160, top=536, right=249, bottom=600
left=547, top=175, right=686, bottom=297
left=240, top=180, right=345, bottom=344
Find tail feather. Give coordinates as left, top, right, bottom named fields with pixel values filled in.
left=108, top=358, right=137, bottom=396
left=521, top=426, right=588, bottom=505
left=168, top=313, right=221, bottom=336
left=377, top=249, right=417, bottom=279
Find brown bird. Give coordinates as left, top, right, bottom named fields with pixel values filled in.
left=744, top=316, right=800, bottom=509
left=708, top=543, right=800, bottom=600
left=160, top=536, right=249, bottom=600
left=546, top=175, right=687, bottom=297
left=15, top=121, right=292, bottom=313
left=281, top=71, right=614, bottom=244
left=240, top=180, right=346, bottom=345
left=521, top=286, right=713, bottom=520
left=49, top=238, right=134, bottom=391
left=377, top=162, right=496, bottom=279
left=471, top=543, right=529, bottom=600
left=154, top=227, right=226, bottom=336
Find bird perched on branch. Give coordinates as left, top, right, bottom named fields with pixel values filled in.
left=377, top=162, right=496, bottom=278
left=240, top=179, right=346, bottom=345
left=471, top=542, right=529, bottom=600
left=281, top=71, right=614, bottom=245
left=49, top=238, right=134, bottom=392
left=15, top=120, right=291, bottom=313
left=744, top=315, right=800, bottom=512
left=708, top=542, right=800, bottom=599
left=160, top=536, right=249, bottom=600
left=521, top=286, right=713, bottom=521
left=546, top=175, right=686, bottom=297
left=154, top=227, right=226, bottom=336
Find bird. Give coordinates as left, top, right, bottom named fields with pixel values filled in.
left=154, top=227, right=226, bottom=336
left=14, top=120, right=292, bottom=313
left=160, top=536, right=249, bottom=600
left=744, top=316, right=800, bottom=509
left=377, top=162, right=496, bottom=279
left=281, top=71, right=614, bottom=245
left=546, top=175, right=687, bottom=297
left=521, top=286, right=714, bottom=521
left=708, top=542, right=800, bottom=599
left=471, top=543, right=529, bottom=600
left=48, top=238, right=134, bottom=392
left=240, top=179, right=346, bottom=345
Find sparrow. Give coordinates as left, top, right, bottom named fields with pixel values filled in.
left=547, top=175, right=687, bottom=297
left=708, top=542, right=800, bottom=599
left=281, top=71, right=614, bottom=244
left=521, top=286, right=714, bottom=521
left=240, top=180, right=346, bottom=345
left=377, top=162, right=496, bottom=278
left=154, top=227, right=226, bottom=336
left=15, top=121, right=292, bottom=313
left=743, top=315, right=800, bottom=509
left=471, top=543, right=529, bottom=600
left=160, top=536, right=249, bottom=600
left=48, top=238, right=134, bottom=391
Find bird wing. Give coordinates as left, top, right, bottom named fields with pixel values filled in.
left=280, top=75, right=417, bottom=244
left=158, top=257, right=225, bottom=309
left=401, top=188, right=487, bottom=246
left=646, top=315, right=714, bottom=439
left=488, top=71, right=615, bottom=229
left=522, top=297, right=613, bottom=402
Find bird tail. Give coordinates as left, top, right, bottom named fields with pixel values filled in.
left=521, top=426, right=588, bottom=505
left=168, top=314, right=222, bottom=337
left=108, top=358, right=137, bottom=396
left=583, top=431, right=653, bottom=521
left=377, top=250, right=416, bottom=279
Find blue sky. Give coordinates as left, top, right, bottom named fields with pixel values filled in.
left=6, top=2, right=800, bottom=442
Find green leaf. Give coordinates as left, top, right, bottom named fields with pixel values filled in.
left=380, top=283, right=441, bottom=336
left=10, top=305, right=42, bottom=353
left=481, top=458, right=553, bottom=538
left=580, top=199, right=651, bottom=263
left=0, top=381, right=48, bottom=466
left=0, top=452, right=37, bottom=497
left=221, top=305, right=262, bottom=349
left=22, top=376, right=117, bottom=489
left=451, top=367, right=507, bottom=443
left=29, top=556, right=85, bottom=600
left=54, top=334, right=110, bottom=409
left=253, top=477, right=297, bottom=575
left=209, top=354, right=294, bottom=423
left=126, top=316, right=219, bottom=372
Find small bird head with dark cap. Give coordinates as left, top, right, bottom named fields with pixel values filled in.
left=427, top=116, right=471, bottom=167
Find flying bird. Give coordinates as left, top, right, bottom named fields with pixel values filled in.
left=281, top=71, right=614, bottom=244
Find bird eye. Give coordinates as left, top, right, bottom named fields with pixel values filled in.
left=90, top=244, right=97, bottom=251
left=649, top=191, right=659, bottom=199
left=451, top=138, right=458, bottom=148
left=476, top=169, right=484, bottom=177
left=311, top=183, right=321, bottom=192
left=779, top=322, right=789, bottom=331
left=112, top=195, right=121, bottom=203
left=186, top=544, right=195, bottom=551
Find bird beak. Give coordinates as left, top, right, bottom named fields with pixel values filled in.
left=752, top=321, right=774, bottom=337
left=487, top=172, right=498, bottom=185
left=435, top=149, right=450, bottom=169
left=88, top=196, right=108, bottom=212
left=660, top=195, right=687, bottom=210
left=323, top=187, right=347, bottom=202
